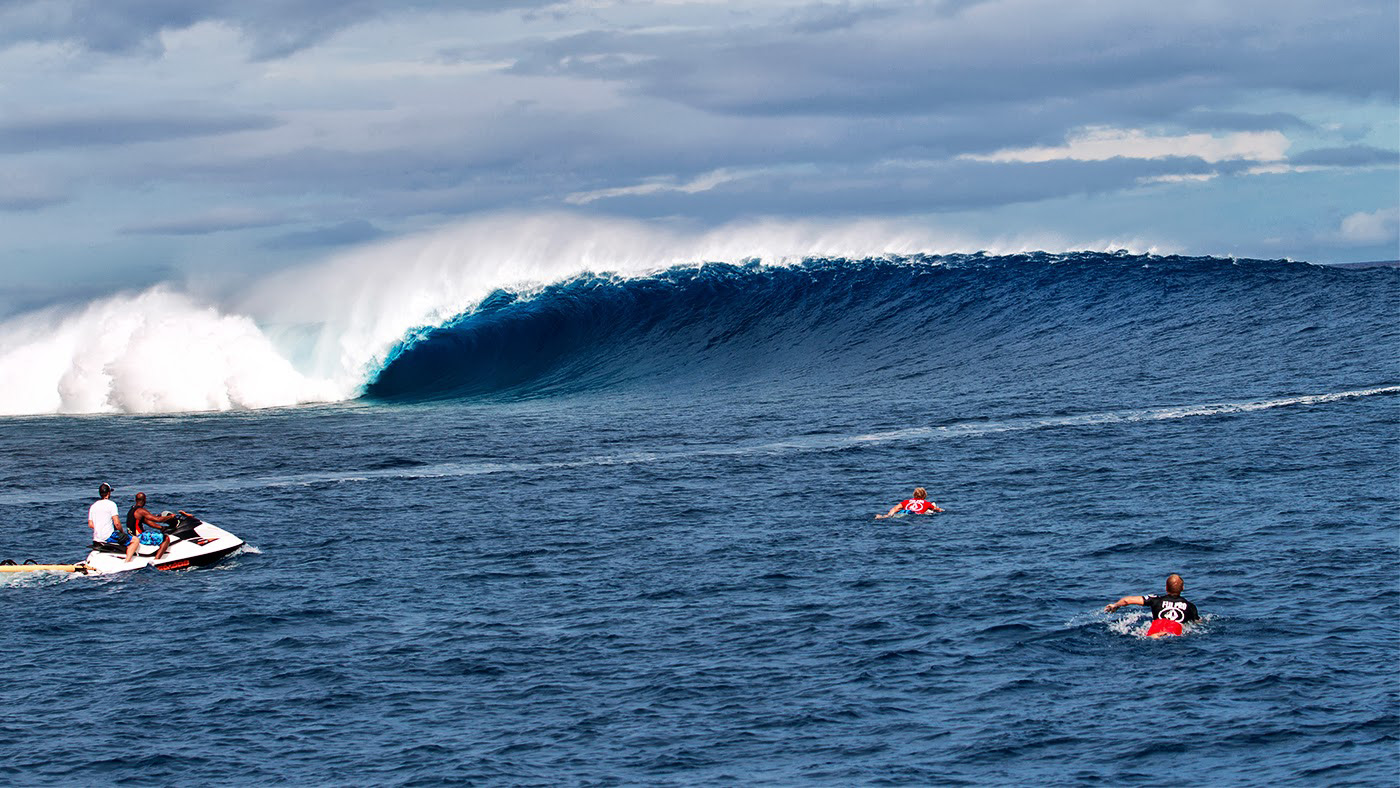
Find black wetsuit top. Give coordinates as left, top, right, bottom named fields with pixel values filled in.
left=1143, top=593, right=1200, bottom=623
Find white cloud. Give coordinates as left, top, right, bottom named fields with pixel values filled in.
left=1336, top=206, right=1400, bottom=246
left=565, top=167, right=758, bottom=204
left=1137, top=173, right=1219, bottom=185
left=964, top=127, right=1291, bottom=164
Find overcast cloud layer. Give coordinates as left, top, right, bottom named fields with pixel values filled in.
left=0, top=0, right=1395, bottom=309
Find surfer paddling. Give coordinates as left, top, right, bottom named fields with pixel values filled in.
left=875, top=487, right=943, bottom=519
left=1104, top=573, right=1201, bottom=637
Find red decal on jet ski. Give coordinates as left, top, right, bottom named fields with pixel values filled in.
left=156, top=560, right=191, bottom=571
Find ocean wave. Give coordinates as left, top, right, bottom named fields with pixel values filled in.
left=0, top=213, right=1036, bottom=416
left=365, top=254, right=1398, bottom=402
left=0, top=212, right=1394, bottom=415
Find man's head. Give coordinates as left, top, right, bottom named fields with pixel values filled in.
left=98, top=482, right=112, bottom=499
left=913, top=487, right=927, bottom=499
left=1166, top=574, right=1184, bottom=595
left=134, top=492, right=147, bottom=506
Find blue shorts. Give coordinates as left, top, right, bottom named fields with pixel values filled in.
left=104, top=531, right=130, bottom=546
left=138, top=529, right=167, bottom=546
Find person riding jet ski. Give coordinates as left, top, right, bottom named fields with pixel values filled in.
left=125, top=492, right=192, bottom=561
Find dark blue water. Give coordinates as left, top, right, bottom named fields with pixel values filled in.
left=2, top=255, right=1397, bottom=785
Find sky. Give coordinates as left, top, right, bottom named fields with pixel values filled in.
left=0, top=0, right=1396, bottom=312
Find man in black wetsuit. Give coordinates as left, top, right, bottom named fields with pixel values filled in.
left=126, top=492, right=191, bottom=561
left=1104, top=573, right=1201, bottom=637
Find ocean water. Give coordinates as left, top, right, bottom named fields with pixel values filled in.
left=1, top=253, right=1397, bottom=785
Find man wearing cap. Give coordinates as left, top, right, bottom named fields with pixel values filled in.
left=87, top=483, right=129, bottom=556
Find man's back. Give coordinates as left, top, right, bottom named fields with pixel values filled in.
left=1144, top=593, right=1200, bottom=623
left=88, top=498, right=118, bottom=542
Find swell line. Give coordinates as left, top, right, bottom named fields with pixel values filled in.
left=3, top=386, right=1392, bottom=506
left=842, top=385, right=1400, bottom=444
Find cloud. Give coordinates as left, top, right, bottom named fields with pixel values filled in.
left=564, top=167, right=789, bottom=205
left=961, top=127, right=1290, bottom=164
left=1136, top=173, right=1219, bottom=185
left=0, top=110, right=278, bottom=153
left=0, top=174, right=68, bottom=211
left=263, top=219, right=387, bottom=250
left=1289, top=145, right=1399, bottom=168
left=1174, top=110, right=1313, bottom=133
left=1335, top=207, right=1400, bottom=246
left=0, top=1, right=1392, bottom=272
left=120, top=208, right=290, bottom=236
left=502, top=0, right=1399, bottom=121
left=0, top=1, right=554, bottom=59
left=566, top=156, right=1223, bottom=218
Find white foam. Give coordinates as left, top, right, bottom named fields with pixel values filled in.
left=1106, top=610, right=1151, bottom=637
left=0, top=212, right=1129, bottom=416
left=0, top=288, right=339, bottom=415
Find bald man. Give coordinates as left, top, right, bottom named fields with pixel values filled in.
left=1104, top=573, right=1201, bottom=638
left=125, top=493, right=190, bottom=561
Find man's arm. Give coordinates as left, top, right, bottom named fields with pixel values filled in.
left=134, top=509, right=180, bottom=533
left=875, top=503, right=903, bottom=519
left=1104, top=595, right=1145, bottom=612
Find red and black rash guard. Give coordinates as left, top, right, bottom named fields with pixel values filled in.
left=1143, top=593, right=1200, bottom=623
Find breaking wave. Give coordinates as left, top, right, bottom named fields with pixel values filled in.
left=0, top=212, right=1395, bottom=416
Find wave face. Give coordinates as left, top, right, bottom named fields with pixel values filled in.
left=365, top=254, right=1400, bottom=409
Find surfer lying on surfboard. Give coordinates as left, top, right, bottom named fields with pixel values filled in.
left=1104, top=573, right=1201, bottom=637
left=875, top=487, right=944, bottom=519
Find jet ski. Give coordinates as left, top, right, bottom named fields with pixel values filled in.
left=83, top=513, right=244, bottom=574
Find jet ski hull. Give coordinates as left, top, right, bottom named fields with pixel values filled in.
left=83, top=521, right=244, bottom=575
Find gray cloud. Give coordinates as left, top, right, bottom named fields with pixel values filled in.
left=0, top=1, right=551, bottom=59
left=1290, top=145, right=1399, bottom=168
left=120, top=209, right=289, bottom=235
left=0, top=188, right=67, bottom=211
left=1175, top=110, right=1313, bottom=133
left=501, top=1, right=1398, bottom=121
left=0, top=1, right=1392, bottom=266
left=0, top=111, right=278, bottom=153
left=263, top=219, right=386, bottom=250
left=555, top=156, right=1224, bottom=219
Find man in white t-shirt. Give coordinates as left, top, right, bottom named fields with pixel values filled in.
left=87, top=482, right=129, bottom=555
